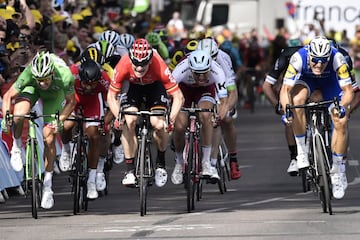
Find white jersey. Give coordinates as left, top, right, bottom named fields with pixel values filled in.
left=216, top=49, right=237, bottom=88
left=172, top=57, right=228, bottom=99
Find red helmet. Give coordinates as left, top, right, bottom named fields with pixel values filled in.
left=129, top=38, right=153, bottom=66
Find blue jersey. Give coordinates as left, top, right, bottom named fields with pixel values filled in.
left=283, top=45, right=351, bottom=101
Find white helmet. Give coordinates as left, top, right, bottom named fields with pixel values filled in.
left=119, top=33, right=135, bottom=49
left=188, top=50, right=212, bottom=73
left=309, top=36, right=331, bottom=58
left=197, top=38, right=219, bottom=59
left=31, top=51, right=54, bottom=78
left=99, top=30, right=121, bottom=46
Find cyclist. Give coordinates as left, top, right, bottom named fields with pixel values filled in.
left=279, top=36, right=353, bottom=199
left=80, top=45, right=125, bottom=164
left=197, top=38, right=242, bottom=180
left=107, top=38, right=184, bottom=187
left=1, top=51, right=76, bottom=209
left=145, top=31, right=170, bottom=63
left=263, top=41, right=303, bottom=176
left=60, top=59, right=112, bottom=199
left=171, top=49, right=228, bottom=184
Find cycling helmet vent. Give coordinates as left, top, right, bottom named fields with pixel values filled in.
left=119, top=33, right=135, bottom=49
left=188, top=50, right=212, bottom=73
left=197, top=38, right=219, bottom=59
left=99, top=30, right=121, bottom=46
left=79, top=59, right=101, bottom=82
left=129, top=38, right=153, bottom=65
left=81, top=46, right=105, bottom=65
left=95, top=40, right=115, bottom=59
left=309, top=36, right=331, bottom=58
left=31, top=51, right=54, bottom=78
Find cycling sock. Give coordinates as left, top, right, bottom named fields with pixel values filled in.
left=97, top=156, right=106, bottom=173
left=288, top=145, right=297, bottom=160
left=88, top=168, right=96, bottom=183
left=43, top=171, right=53, bottom=189
left=201, top=145, right=211, bottom=163
left=332, top=153, right=345, bottom=173
left=175, top=152, right=184, bottom=164
left=229, top=152, right=237, bottom=163
left=157, top=150, right=166, bottom=168
left=210, top=158, right=217, bottom=167
left=294, top=135, right=306, bottom=154
left=125, top=158, right=135, bottom=171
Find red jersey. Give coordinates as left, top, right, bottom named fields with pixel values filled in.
left=70, top=63, right=111, bottom=102
left=110, top=51, right=179, bottom=94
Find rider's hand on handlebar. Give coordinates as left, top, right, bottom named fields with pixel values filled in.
left=275, top=102, right=284, bottom=115
left=51, top=119, right=64, bottom=134
left=330, top=103, right=346, bottom=118
left=1, top=118, right=10, bottom=134
left=281, top=111, right=293, bottom=125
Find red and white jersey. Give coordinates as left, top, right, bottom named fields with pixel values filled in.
left=171, top=56, right=228, bottom=99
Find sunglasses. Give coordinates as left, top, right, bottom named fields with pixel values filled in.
left=192, top=70, right=210, bottom=76
left=35, top=75, right=52, bottom=83
left=311, top=56, right=329, bottom=64
left=131, top=59, right=150, bottom=67
left=0, top=38, right=5, bottom=41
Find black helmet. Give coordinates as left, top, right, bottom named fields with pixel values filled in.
left=79, top=59, right=101, bottom=82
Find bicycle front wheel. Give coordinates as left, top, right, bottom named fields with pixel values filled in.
left=30, top=139, right=39, bottom=219
left=184, top=132, right=195, bottom=213
left=138, top=134, right=148, bottom=216
left=314, top=135, right=332, bottom=215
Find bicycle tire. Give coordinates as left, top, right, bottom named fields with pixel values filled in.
left=81, top=144, right=88, bottom=211
left=139, top=133, right=147, bottom=216
left=184, top=132, right=194, bottom=213
left=194, top=137, right=201, bottom=204
left=217, top=145, right=226, bottom=194
left=30, top=139, right=38, bottom=219
left=314, top=135, right=332, bottom=215
left=72, top=141, right=80, bottom=215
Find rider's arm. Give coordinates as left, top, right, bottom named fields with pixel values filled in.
left=107, top=90, right=120, bottom=118
left=262, top=78, right=278, bottom=107
left=60, top=93, right=76, bottom=122
left=2, top=85, right=20, bottom=116
left=168, top=88, right=184, bottom=124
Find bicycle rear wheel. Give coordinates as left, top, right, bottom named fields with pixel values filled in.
left=72, top=142, right=80, bottom=215
left=315, top=135, right=332, bottom=215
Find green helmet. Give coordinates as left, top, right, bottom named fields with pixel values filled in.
left=145, top=32, right=161, bottom=46
left=95, top=40, right=115, bottom=59
left=31, top=51, right=54, bottom=78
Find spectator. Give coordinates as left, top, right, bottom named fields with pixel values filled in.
left=166, top=11, right=186, bottom=42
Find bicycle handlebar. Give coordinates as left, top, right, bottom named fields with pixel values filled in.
left=285, top=97, right=340, bottom=119
left=181, top=107, right=215, bottom=114
left=6, top=110, right=60, bottom=122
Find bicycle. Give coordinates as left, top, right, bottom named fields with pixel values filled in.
left=65, top=112, right=105, bottom=215
left=119, top=109, right=167, bottom=216
left=286, top=98, right=340, bottom=215
left=180, top=106, right=216, bottom=213
left=5, top=110, right=59, bottom=219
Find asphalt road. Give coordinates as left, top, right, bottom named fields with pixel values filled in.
left=1, top=104, right=360, bottom=240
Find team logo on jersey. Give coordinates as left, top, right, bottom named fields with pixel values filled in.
left=337, top=64, right=350, bottom=79
left=284, top=64, right=297, bottom=79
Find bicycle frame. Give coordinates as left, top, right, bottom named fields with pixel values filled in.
left=6, top=110, right=59, bottom=219
left=181, top=106, right=215, bottom=213
left=119, top=109, right=166, bottom=216
left=66, top=113, right=105, bottom=215
left=286, top=98, right=338, bottom=215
